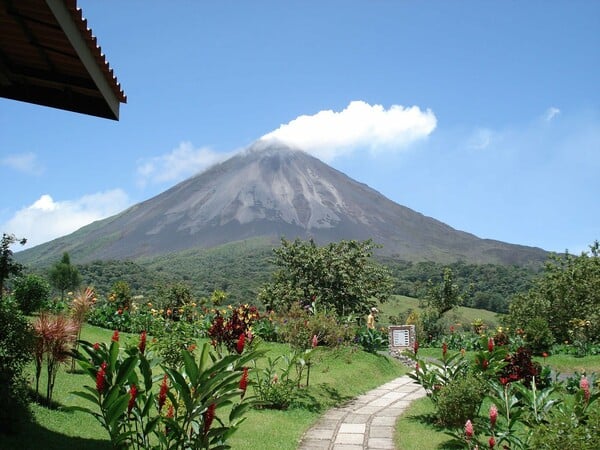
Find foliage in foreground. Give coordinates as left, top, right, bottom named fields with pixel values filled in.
left=71, top=332, right=264, bottom=449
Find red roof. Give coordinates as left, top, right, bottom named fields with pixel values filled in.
left=0, top=0, right=126, bottom=120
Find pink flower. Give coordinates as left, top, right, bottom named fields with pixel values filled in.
left=312, top=335, right=318, bottom=349
left=465, top=420, right=474, bottom=440
left=96, top=362, right=107, bottom=393
left=489, top=404, right=498, bottom=428
left=138, top=331, right=147, bottom=354
left=488, top=337, right=494, bottom=353
left=128, top=384, right=137, bottom=415
left=111, top=330, right=119, bottom=342
left=158, top=374, right=168, bottom=412
left=236, top=333, right=245, bottom=354
left=580, top=376, right=591, bottom=402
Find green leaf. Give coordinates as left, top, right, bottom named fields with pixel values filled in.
left=71, top=390, right=99, bottom=404
left=182, top=350, right=199, bottom=385
left=115, top=355, right=138, bottom=386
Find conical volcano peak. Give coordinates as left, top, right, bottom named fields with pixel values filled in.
left=243, top=138, right=308, bottom=159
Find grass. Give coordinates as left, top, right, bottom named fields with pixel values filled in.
left=1, top=323, right=408, bottom=450
left=378, top=295, right=501, bottom=329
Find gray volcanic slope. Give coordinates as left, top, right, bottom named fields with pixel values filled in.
left=18, top=141, right=547, bottom=265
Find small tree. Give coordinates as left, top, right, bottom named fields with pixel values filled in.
left=0, top=233, right=27, bottom=300
left=259, top=238, right=393, bottom=317
left=49, top=252, right=81, bottom=301
left=13, top=274, right=51, bottom=314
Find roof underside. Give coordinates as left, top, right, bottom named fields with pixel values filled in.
left=0, top=0, right=126, bottom=120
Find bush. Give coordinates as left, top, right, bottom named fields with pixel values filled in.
left=524, top=317, right=555, bottom=355
left=13, top=274, right=51, bottom=315
left=355, top=326, right=388, bottom=353
left=0, top=300, right=34, bottom=433
left=528, top=404, right=600, bottom=449
left=435, top=372, right=487, bottom=426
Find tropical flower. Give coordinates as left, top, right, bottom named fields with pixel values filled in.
left=413, top=340, right=419, bottom=355
left=489, top=404, right=498, bottom=428
left=111, top=330, right=119, bottom=342
left=96, top=362, right=108, bottom=393
left=236, top=333, right=245, bottom=354
left=489, top=436, right=496, bottom=448
left=312, top=334, right=318, bottom=348
left=128, top=384, right=137, bottom=415
left=158, top=374, right=168, bottom=412
left=240, top=367, right=249, bottom=398
left=442, top=342, right=448, bottom=357
left=488, top=337, right=494, bottom=353
left=93, top=342, right=100, bottom=351
left=465, top=419, right=474, bottom=440
left=138, top=331, right=147, bottom=354
left=204, top=403, right=216, bottom=433
left=580, top=376, right=591, bottom=402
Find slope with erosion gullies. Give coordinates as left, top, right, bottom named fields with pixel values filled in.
left=16, top=141, right=548, bottom=268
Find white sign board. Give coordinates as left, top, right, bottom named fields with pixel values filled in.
left=392, top=329, right=410, bottom=347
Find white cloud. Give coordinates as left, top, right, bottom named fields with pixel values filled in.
left=136, top=141, right=232, bottom=188
left=2, top=190, right=130, bottom=249
left=544, top=106, right=561, bottom=122
left=1, top=152, right=44, bottom=175
left=260, top=100, right=437, bottom=161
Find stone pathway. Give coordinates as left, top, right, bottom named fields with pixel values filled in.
left=297, top=375, right=426, bottom=450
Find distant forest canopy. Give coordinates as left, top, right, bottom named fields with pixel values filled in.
left=26, top=250, right=541, bottom=315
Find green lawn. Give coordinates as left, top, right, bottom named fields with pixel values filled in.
left=1, top=323, right=408, bottom=450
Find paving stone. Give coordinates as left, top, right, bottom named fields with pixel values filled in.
left=369, top=426, right=393, bottom=438
left=305, top=428, right=336, bottom=439
left=343, top=413, right=370, bottom=423
left=298, top=438, right=330, bottom=449
left=368, top=437, right=395, bottom=449
left=335, top=433, right=364, bottom=445
left=332, top=445, right=363, bottom=450
left=338, top=423, right=366, bottom=434
left=370, top=415, right=396, bottom=426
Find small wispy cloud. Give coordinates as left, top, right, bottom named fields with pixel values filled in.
left=0, top=152, right=44, bottom=175
left=1, top=190, right=130, bottom=249
left=544, top=106, right=561, bottom=122
left=136, top=141, right=232, bottom=188
left=260, top=100, right=437, bottom=161
left=467, top=128, right=494, bottom=150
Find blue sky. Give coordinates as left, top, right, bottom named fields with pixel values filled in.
left=1, top=1, right=598, bottom=254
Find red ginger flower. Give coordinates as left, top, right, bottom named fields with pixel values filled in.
left=128, top=384, right=137, bottom=414
left=413, top=340, right=419, bottom=355
left=489, top=436, right=496, bottom=448
left=580, top=376, right=591, bottom=402
left=442, top=342, right=448, bottom=357
left=138, top=331, right=147, bottom=354
left=482, top=358, right=489, bottom=370
left=111, top=330, right=119, bottom=342
left=96, top=362, right=108, bottom=393
left=465, top=420, right=474, bottom=440
left=240, top=367, right=249, bottom=398
left=204, top=403, right=216, bottom=433
left=312, top=334, right=318, bottom=349
left=158, top=374, right=168, bottom=412
left=236, top=333, right=245, bottom=354
left=93, top=342, right=100, bottom=351
left=488, top=337, right=494, bottom=353
left=489, top=404, right=498, bottom=428
left=166, top=404, right=174, bottom=418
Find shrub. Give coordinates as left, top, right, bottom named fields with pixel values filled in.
left=436, top=372, right=487, bottom=426
left=13, top=274, right=51, bottom=314
left=0, top=300, right=34, bottom=433
left=500, top=347, right=542, bottom=388
left=355, top=326, right=388, bottom=353
left=151, top=318, right=199, bottom=368
left=253, top=354, right=298, bottom=409
left=523, top=317, right=555, bottom=355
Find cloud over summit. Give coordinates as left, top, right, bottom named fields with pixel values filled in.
left=260, top=100, right=437, bottom=161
